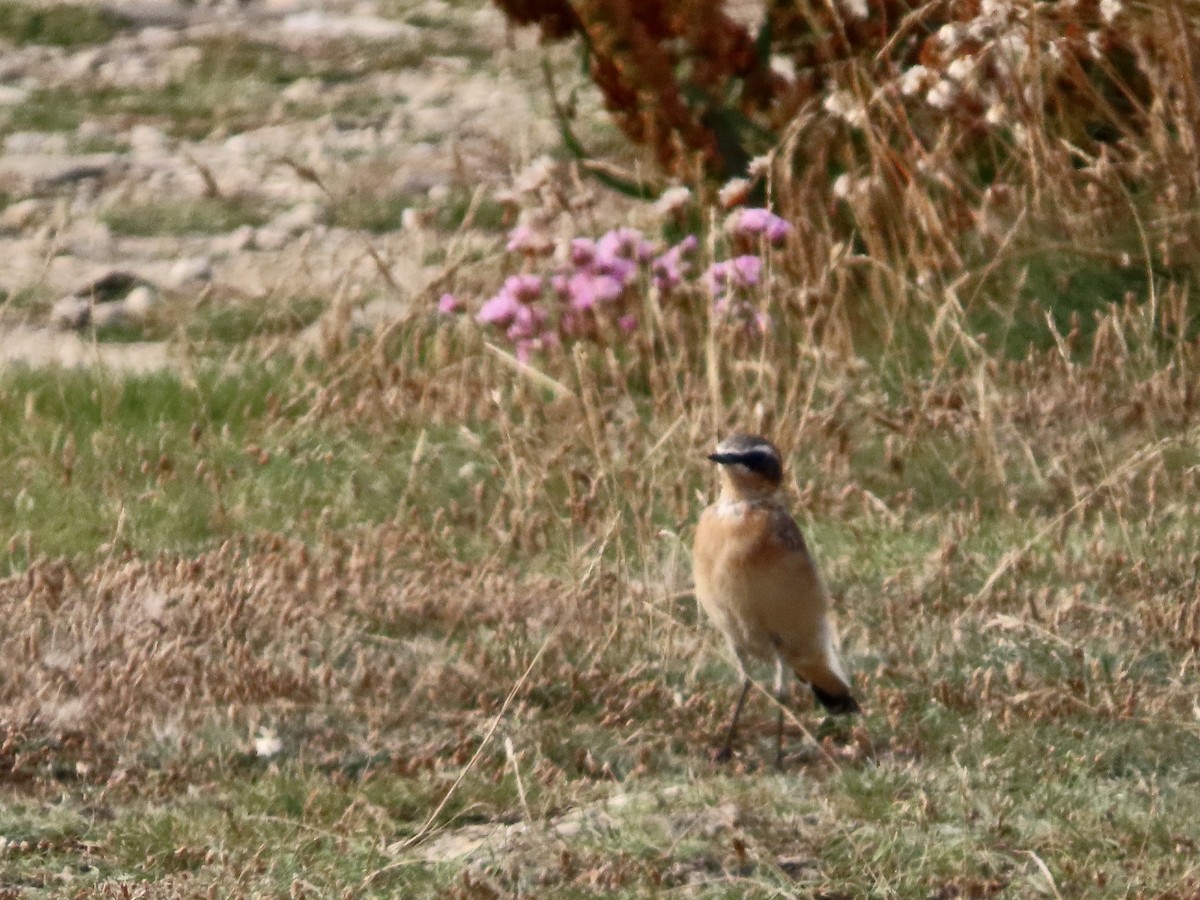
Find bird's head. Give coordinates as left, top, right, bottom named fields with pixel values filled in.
left=707, top=433, right=784, bottom=499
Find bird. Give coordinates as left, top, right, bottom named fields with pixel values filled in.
left=692, top=433, right=860, bottom=765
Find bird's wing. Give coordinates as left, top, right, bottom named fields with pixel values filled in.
left=747, top=508, right=854, bottom=692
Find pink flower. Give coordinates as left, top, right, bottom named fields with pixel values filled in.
left=707, top=260, right=732, bottom=291
left=513, top=331, right=559, bottom=362
left=437, top=293, right=462, bottom=315
left=506, top=303, right=547, bottom=340
left=597, top=227, right=642, bottom=258
left=567, top=271, right=623, bottom=311
left=595, top=227, right=654, bottom=268
left=706, top=254, right=762, bottom=297
left=730, top=208, right=792, bottom=245
left=506, top=224, right=552, bottom=255
left=569, top=238, right=596, bottom=267
left=618, top=314, right=638, bottom=332
left=478, top=275, right=543, bottom=327
left=674, top=234, right=699, bottom=255
left=596, top=255, right=637, bottom=286
left=730, top=254, right=762, bottom=286
left=653, top=235, right=698, bottom=291
left=476, top=290, right=521, bottom=326
left=503, top=273, right=543, bottom=302
left=559, top=309, right=585, bottom=337
left=765, top=218, right=791, bottom=244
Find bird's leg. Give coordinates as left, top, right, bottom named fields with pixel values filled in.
left=716, top=678, right=752, bottom=762
left=774, top=657, right=787, bottom=770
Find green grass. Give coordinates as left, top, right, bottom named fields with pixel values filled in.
left=2, top=86, right=87, bottom=133
left=95, top=294, right=328, bottom=346
left=1, top=36, right=421, bottom=141
left=67, top=132, right=130, bottom=155
left=329, top=188, right=420, bottom=232
left=0, top=19, right=511, bottom=140
left=974, top=247, right=1165, bottom=359
left=434, top=189, right=508, bottom=232
left=328, top=186, right=509, bottom=233
left=0, top=27, right=505, bottom=143
left=100, top=196, right=269, bottom=236
left=0, top=285, right=52, bottom=316
left=5, top=709, right=1198, bottom=896
left=187, top=295, right=327, bottom=344
left=0, top=364, right=480, bottom=566
left=0, top=1, right=129, bottom=46
left=4, top=330, right=1200, bottom=895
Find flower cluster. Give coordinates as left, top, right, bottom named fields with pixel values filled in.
left=439, top=199, right=793, bottom=360
left=725, top=207, right=791, bottom=246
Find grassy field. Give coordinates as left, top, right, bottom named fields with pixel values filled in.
left=4, top=2, right=1200, bottom=898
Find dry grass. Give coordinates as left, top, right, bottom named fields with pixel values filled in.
left=4, top=1, right=1200, bottom=897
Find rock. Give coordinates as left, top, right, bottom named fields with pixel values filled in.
left=4, top=132, right=60, bottom=155
left=217, top=224, right=257, bottom=254
left=90, top=300, right=127, bottom=329
left=427, top=56, right=470, bottom=74
left=165, top=45, right=202, bottom=78
left=166, top=257, right=212, bottom=289
left=0, top=325, right=171, bottom=371
left=77, top=271, right=143, bottom=302
left=135, top=26, right=178, bottom=49
left=268, top=201, right=324, bottom=235
left=63, top=48, right=104, bottom=80
left=280, top=11, right=419, bottom=42
left=0, top=85, right=27, bottom=106
left=51, top=296, right=92, bottom=330
left=253, top=226, right=289, bottom=251
left=401, top=208, right=426, bottom=231
left=350, top=298, right=407, bottom=331
left=64, top=220, right=114, bottom=256
left=75, top=120, right=109, bottom=142
left=129, top=124, right=169, bottom=155
left=49, top=272, right=159, bottom=329
left=281, top=78, right=324, bottom=104
left=0, top=199, right=47, bottom=232
left=0, top=153, right=124, bottom=193
left=122, top=285, right=159, bottom=318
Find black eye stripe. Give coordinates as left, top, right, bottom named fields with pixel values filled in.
left=737, top=449, right=782, bottom=480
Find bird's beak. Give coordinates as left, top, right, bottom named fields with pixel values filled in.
left=707, top=452, right=741, bottom=465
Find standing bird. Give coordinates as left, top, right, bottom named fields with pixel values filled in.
left=692, top=433, right=859, bottom=765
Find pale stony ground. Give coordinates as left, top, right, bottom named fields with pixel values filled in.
left=0, top=0, right=596, bottom=368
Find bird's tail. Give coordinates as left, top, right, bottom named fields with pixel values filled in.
left=793, top=657, right=861, bottom=715
left=810, top=682, right=861, bottom=715
left=795, top=619, right=860, bottom=715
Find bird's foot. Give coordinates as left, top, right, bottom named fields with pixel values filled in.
left=816, top=715, right=856, bottom=742
left=711, top=745, right=734, bottom=764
